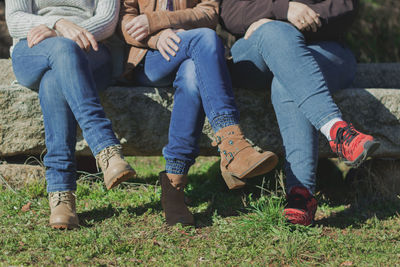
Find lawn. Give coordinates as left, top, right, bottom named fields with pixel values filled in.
left=1, top=156, right=399, bottom=266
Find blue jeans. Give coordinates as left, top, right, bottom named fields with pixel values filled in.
left=12, top=37, right=120, bottom=192
left=230, top=21, right=357, bottom=194
left=132, top=28, right=239, bottom=174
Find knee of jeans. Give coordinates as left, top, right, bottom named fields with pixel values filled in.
left=187, top=28, right=223, bottom=53
left=256, top=21, right=304, bottom=50
left=50, top=38, right=87, bottom=65
left=173, top=60, right=200, bottom=97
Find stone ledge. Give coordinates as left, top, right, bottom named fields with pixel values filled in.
left=0, top=59, right=399, bottom=158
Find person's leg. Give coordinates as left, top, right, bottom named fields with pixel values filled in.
left=164, top=60, right=206, bottom=175
left=234, top=21, right=343, bottom=130
left=12, top=38, right=120, bottom=156
left=140, top=28, right=278, bottom=190
left=141, top=28, right=239, bottom=130
left=38, top=70, right=79, bottom=192
left=133, top=59, right=202, bottom=226
left=12, top=38, right=134, bottom=229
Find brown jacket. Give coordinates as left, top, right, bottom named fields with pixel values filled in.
left=120, top=0, right=219, bottom=75
left=220, top=0, right=358, bottom=41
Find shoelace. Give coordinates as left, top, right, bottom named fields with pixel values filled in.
left=334, top=124, right=359, bottom=158
left=96, top=145, right=122, bottom=171
left=50, top=191, right=75, bottom=208
left=287, top=193, right=308, bottom=211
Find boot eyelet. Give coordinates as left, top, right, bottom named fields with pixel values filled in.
left=229, top=140, right=234, bottom=145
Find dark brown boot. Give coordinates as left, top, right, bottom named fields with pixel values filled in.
left=212, top=125, right=278, bottom=189
left=160, top=172, right=194, bottom=226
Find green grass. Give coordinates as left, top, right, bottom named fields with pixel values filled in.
left=1, top=157, right=400, bottom=266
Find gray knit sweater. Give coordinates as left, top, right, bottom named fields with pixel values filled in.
left=6, top=0, right=120, bottom=52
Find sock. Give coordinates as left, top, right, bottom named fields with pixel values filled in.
left=320, top=117, right=343, bottom=140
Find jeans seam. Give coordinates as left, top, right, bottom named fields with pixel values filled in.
left=190, top=39, right=217, bottom=119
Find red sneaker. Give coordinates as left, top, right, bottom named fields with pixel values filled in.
left=329, top=121, right=380, bottom=167
left=283, top=186, right=317, bottom=226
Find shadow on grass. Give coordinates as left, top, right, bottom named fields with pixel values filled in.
left=78, top=201, right=162, bottom=228
left=186, top=159, right=286, bottom=228
left=316, top=199, right=400, bottom=229
left=315, top=159, right=400, bottom=229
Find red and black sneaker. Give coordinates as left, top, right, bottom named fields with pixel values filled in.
left=283, top=186, right=317, bottom=226
left=329, top=121, right=380, bottom=167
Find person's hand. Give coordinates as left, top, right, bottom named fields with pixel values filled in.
left=156, top=29, right=182, bottom=61
left=54, top=18, right=98, bottom=51
left=287, top=2, right=321, bottom=32
left=125, top=15, right=150, bottom=42
left=27, top=25, right=57, bottom=47
left=244, top=18, right=273, bottom=40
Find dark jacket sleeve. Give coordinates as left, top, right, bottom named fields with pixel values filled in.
left=220, top=0, right=289, bottom=36
left=296, top=0, right=358, bottom=41
left=220, top=0, right=357, bottom=40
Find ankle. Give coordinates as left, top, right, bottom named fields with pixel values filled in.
left=210, top=115, right=239, bottom=133
left=320, top=118, right=344, bottom=140
left=165, top=158, right=191, bottom=175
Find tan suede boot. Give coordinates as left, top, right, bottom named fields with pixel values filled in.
left=160, top=172, right=195, bottom=226
left=212, top=125, right=278, bottom=189
left=49, top=191, right=79, bottom=229
left=96, top=145, right=136, bottom=189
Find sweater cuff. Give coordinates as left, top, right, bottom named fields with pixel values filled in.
left=44, top=16, right=64, bottom=29
left=273, top=0, right=290, bottom=20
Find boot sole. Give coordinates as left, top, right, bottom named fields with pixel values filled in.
left=50, top=223, right=78, bottom=230
left=105, top=169, right=136, bottom=190
left=344, top=140, right=380, bottom=168
left=222, top=152, right=279, bottom=190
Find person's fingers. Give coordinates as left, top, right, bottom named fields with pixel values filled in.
left=27, top=32, right=37, bottom=47
left=158, top=45, right=170, bottom=61
left=78, top=32, right=90, bottom=51
left=131, top=28, right=147, bottom=39
left=30, top=33, right=41, bottom=46
left=32, top=31, right=52, bottom=46
left=31, top=29, right=48, bottom=46
left=127, top=23, right=142, bottom=36
left=125, top=17, right=138, bottom=31
left=28, top=27, right=42, bottom=47
left=293, top=20, right=303, bottom=31
left=304, top=15, right=317, bottom=32
left=135, top=32, right=147, bottom=41
left=311, top=12, right=322, bottom=28
left=166, top=37, right=179, bottom=52
left=85, top=31, right=98, bottom=51
left=162, top=39, right=176, bottom=57
left=169, top=32, right=181, bottom=44
left=74, top=37, right=85, bottom=50
left=244, top=25, right=255, bottom=40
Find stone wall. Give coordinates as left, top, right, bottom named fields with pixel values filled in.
left=1, top=59, right=400, bottom=159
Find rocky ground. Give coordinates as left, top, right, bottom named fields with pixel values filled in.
left=0, top=2, right=12, bottom=59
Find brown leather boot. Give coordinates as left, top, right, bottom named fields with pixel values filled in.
left=96, top=145, right=136, bottom=189
left=160, top=172, right=195, bottom=226
left=212, top=125, right=278, bottom=189
left=49, top=191, right=79, bottom=229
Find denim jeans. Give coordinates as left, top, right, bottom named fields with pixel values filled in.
left=230, top=21, right=357, bottom=193
left=12, top=37, right=120, bottom=192
left=132, top=28, right=239, bottom=174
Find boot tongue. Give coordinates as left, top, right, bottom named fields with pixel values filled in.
left=50, top=192, right=74, bottom=208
